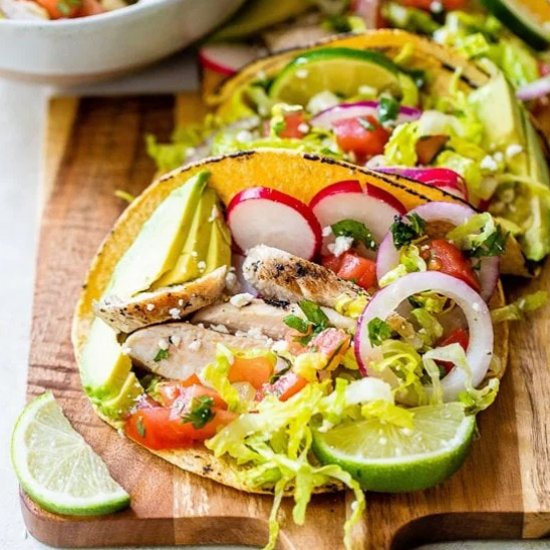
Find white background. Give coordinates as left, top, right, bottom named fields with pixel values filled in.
left=0, top=53, right=548, bottom=550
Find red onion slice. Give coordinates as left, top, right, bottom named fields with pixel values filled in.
left=517, top=75, right=550, bottom=101
left=311, top=101, right=422, bottom=130
left=376, top=167, right=468, bottom=200
left=376, top=202, right=499, bottom=301
left=354, top=271, right=494, bottom=401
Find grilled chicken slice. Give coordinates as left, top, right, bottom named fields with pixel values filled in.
left=243, top=245, right=367, bottom=309
left=125, top=322, right=269, bottom=381
left=192, top=298, right=355, bottom=339
left=94, top=267, right=227, bottom=334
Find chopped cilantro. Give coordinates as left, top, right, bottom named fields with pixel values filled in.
left=378, top=97, right=400, bottom=125
left=331, top=219, right=378, bottom=251
left=390, top=213, right=426, bottom=249
left=182, top=396, right=215, bottom=429
left=284, top=300, right=330, bottom=344
left=468, top=226, right=509, bottom=258
left=325, top=14, right=353, bottom=33
left=299, top=300, right=330, bottom=330
left=367, top=317, right=392, bottom=346
left=154, top=348, right=169, bottom=362
left=271, top=118, right=286, bottom=137
left=136, top=417, right=146, bottom=438
left=283, top=315, right=310, bottom=334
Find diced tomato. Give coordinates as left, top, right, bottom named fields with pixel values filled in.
left=256, top=372, right=308, bottom=402
left=279, top=112, right=308, bottom=139
left=422, top=240, right=481, bottom=292
left=77, top=0, right=105, bottom=16
left=333, top=116, right=390, bottom=162
left=309, top=328, right=351, bottom=369
left=439, top=327, right=469, bottom=350
left=398, top=0, right=468, bottom=11
left=228, top=354, right=274, bottom=390
left=158, top=382, right=226, bottom=409
left=181, top=374, right=202, bottom=387
left=321, top=253, right=345, bottom=274
left=436, top=328, right=470, bottom=374
left=124, top=407, right=236, bottom=450
left=337, top=252, right=377, bottom=290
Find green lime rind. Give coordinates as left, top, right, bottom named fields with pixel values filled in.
left=11, top=392, right=130, bottom=516
left=269, top=47, right=406, bottom=105
left=480, top=0, right=550, bottom=51
left=312, top=403, right=476, bottom=493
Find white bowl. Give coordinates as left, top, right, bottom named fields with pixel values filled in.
left=0, top=0, right=244, bottom=85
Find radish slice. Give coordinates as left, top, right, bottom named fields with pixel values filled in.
left=227, top=187, right=322, bottom=260
left=376, top=167, right=468, bottom=200
left=376, top=202, right=500, bottom=301
left=199, top=43, right=261, bottom=77
left=354, top=271, right=494, bottom=401
left=311, top=101, right=421, bottom=130
left=310, top=180, right=406, bottom=250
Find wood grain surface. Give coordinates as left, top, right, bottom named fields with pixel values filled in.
left=21, top=93, right=550, bottom=549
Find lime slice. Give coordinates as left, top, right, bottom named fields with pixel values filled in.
left=269, top=48, right=409, bottom=106
left=11, top=392, right=130, bottom=516
left=312, top=402, right=475, bottom=492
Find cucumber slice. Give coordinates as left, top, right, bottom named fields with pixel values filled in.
left=269, top=47, right=417, bottom=106
left=480, top=0, right=550, bottom=51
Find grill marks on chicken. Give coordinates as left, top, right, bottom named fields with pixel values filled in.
left=94, top=267, right=227, bottom=334
left=242, top=245, right=367, bottom=309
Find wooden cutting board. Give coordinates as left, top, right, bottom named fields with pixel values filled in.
left=21, top=92, right=550, bottom=549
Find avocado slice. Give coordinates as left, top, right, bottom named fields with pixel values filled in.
left=153, top=187, right=219, bottom=288
left=211, top=0, right=311, bottom=42
left=472, top=72, right=550, bottom=261
left=206, top=215, right=232, bottom=273
left=108, top=171, right=209, bottom=297
left=97, top=371, right=144, bottom=421
left=80, top=319, right=133, bottom=400
left=80, top=171, right=220, bottom=409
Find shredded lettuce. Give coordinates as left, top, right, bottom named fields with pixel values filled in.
left=427, top=343, right=500, bottom=409
left=448, top=212, right=495, bottom=245
left=379, top=244, right=426, bottom=287
left=146, top=115, right=221, bottom=172
left=382, top=2, right=439, bottom=35
left=432, top=11, right=539, bottom=88
left=491, top=291, right=548, bottom=323
left=369, top=340, right=427, bottom=403
left=205, top=382, right=366, bottom=550
left=458, top=377, right=500, bottom=415
left=383, top=122, right=419, bottom=166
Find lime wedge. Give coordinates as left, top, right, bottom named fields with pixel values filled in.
left=11, top=392, right=130, bottom=516
left=312, top=402, right=475, bottom=492
left=269, top=47, right=409, bottom=106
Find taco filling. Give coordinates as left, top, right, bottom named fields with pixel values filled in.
left=74, top=153, right=544, bottom=549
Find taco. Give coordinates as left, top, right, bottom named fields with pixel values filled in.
left=74, top=149, right=523, bottom=549
left=149, top=30, right=550, bottom=269
left=199, top=0, right=549, bottom=125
